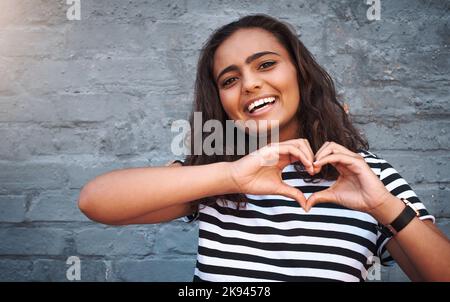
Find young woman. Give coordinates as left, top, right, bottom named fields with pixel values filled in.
left=78, top=14, right=450, bottom=282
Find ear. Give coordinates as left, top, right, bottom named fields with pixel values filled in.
left=343, top=102, right=350, bottom=114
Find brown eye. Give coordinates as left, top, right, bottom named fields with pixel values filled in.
left=222, top=77, right=237, bottom=87
left=259, top=61, right=276, bottom=69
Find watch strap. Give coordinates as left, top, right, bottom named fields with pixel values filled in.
left=390, top=205, right=418, bottom=233
left=377, top=198, right=419, bottom=237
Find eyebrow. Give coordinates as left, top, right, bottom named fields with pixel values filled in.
left=215, top=51, right=280, bottom=83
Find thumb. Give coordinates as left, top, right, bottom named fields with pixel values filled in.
left=305, top=189, right=336, bottom=212
left=276, top=184, right=307, bottom=210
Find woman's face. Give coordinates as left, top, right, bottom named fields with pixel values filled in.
left=213, top=28, right=300, bottom=141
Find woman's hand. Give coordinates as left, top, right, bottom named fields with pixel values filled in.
left=228, top=139, right=316, bottom=210
left=228, top=139, right=393, bottom=214
left=305, top=141, right=392, bottom=213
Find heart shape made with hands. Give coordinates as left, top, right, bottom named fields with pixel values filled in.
left=258, top=139, right=381, bottom=212
left=277, top=139, right=340, bottom=176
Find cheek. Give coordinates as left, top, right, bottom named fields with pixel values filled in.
left=272, top=69, right=300, bottom=106
left=272, top=67, right=298, bottom=92
left=219, top=90, right=240, bottom=116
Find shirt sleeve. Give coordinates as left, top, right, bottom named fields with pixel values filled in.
left=367, top=151, right=436, bottom=266
left=182, top=210, right=199, bottom=223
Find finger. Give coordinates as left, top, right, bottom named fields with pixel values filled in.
left=314, top=142, right=355, bottom=162
left=291, top=146, right=313, bottom=173
left=305, top=188, right=336, bottom=212
left=259, top=143, right=298, bottom=167
left=279, top=140, right=314, bottom=174
left=282, top=139, right=314, bottom=162
left=276, top=183, right=307, bottom=210
left=303, top=139, right=315, bottom=160
left=277, top=144, right=313, bottom=172
left=298, top=139, right=314, bottom=165
left=314, top=141, right=331, bottom=161
left=312, top=141, right=331, bottom=174
left=313, top=153, right=362, bottom=175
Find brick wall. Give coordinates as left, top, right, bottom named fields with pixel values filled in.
left=0, top=0, right=448, bottom=281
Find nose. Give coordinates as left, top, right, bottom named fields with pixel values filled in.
left=242, top=72, right=262, bottom=94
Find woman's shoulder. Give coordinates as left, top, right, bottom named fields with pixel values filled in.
left=357, top=149, right=384, bottom=160
left=356, top=149, right=392, bottom=178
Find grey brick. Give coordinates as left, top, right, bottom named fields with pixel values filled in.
left=0, top=161, right=67, bottom=192
left=359, top=120, right=450, bottom=150
left=0, top=259, right=33, bottom=281
left=15, top=57, right=184, bottom=97
left=0, top=228, right=70, bottom=255
left=27, top=190, right=89, bottom=222
left=413, top=186, right=450, bottom=219
left=0, top=123, right=127, bottom=159
left=31, top=258, right=108, bottom=282
left=0, top=0, right=66, bottom=27
left=83, top=0, right=190, bottom=24
left=0, top=57, right=24, bottom=96
left=0, top=28, right=65, bottom=58
left=372, top=151, right=450, bottom=183
left=145, top=20, right=213, bottom=51
left=0, top=93, right=142, bottom=123
left=381, top=264, right=410, bottom=282
left=436, top=218, right=450, bottom=237
left=0, top=195, right=26, bottom=223
left=341, top=85, right=450, bottom=118
left=65, top=156, right=150, bottom=189
left=344, top=86, right=417, bottom=117
left=16, top=58, right=99, bottom=96
left=75, top=226, right=156, bottom=256
left=64, top=23, right=155, bottom=58
left=153, top=221, right=198, bottom=255
left=115, top=258, right=196, bottom=282
left=0, top=117, right=179, bottom=160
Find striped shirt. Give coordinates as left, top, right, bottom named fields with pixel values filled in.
left=187, top=150, right=435, bottom=282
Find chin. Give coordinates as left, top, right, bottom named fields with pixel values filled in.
left=237, top=118, right=281, bottom=139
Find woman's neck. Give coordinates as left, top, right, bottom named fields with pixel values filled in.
left=268, top=117, right=301, bottom=144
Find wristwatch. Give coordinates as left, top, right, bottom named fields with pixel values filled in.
left=377, top=198, right=420, bottom=238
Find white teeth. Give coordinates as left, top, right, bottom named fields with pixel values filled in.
left=247, top=97, right=276, bottom=113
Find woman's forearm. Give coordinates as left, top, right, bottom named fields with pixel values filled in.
left=371, top=195, right=450, bottom=281
left=78, top=162, right=236, bottom=224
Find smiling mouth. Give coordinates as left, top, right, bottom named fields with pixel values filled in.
left=246, top=96, right=277, bottom=114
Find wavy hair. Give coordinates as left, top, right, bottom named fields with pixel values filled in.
left=182, top=14, right=368, bottom=207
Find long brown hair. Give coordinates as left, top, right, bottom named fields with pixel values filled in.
left=182, top=14, right=368, bottom=207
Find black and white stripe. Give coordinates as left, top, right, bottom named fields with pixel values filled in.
left=190, top=150, right=434, bottom=282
